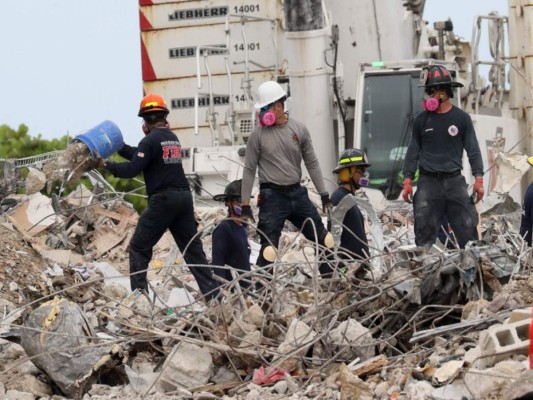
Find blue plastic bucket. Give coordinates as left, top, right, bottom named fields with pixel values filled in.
left=74, top=120, right=124, bottom=159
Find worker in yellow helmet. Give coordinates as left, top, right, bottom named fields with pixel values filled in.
left=326, top=148, right=371, bottom=277
left=520, top=156, right=533, bottom=246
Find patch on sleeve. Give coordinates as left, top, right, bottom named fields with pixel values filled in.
left=137, top=152, right=145, bottom=158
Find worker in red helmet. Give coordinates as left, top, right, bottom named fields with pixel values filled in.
left=402, top=65, right=484, bottom=249
left=101, top=94, right=219, bottom=301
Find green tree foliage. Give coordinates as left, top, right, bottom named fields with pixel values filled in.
left=0, top=124, right=69, bottom=157
left=0, top=124, right=147, bottom=212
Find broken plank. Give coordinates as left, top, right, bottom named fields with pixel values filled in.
left=93, top=207, right=136, bottom=224
left=349, top=354, right=388, bottom=377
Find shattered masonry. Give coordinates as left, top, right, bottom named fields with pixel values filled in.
left=0, top=148, right=533, bottom=399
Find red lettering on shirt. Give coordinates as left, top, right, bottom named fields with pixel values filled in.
left=162, top=145, right=182, bottom=159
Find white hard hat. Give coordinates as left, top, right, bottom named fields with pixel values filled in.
left=254, top=81, right=286, bottom=109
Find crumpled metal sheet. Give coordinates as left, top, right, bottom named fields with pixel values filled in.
left=20, top=297, right=119, bottom=398
left=331, top=193, right=384, bottom=252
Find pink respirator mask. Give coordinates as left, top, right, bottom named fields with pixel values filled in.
left=421, top=97, right=440, bottom=112
left=257, top=110, right=276, bottom=127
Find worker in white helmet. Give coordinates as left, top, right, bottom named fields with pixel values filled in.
left=240, top=80, right=333, bottom=276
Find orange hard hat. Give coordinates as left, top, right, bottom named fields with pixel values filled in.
left=138, top=94, right=169, bottom=118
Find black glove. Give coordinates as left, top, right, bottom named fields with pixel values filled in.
left=321, top=193, right=333, bottom=214
left=240, top=205, right=256, bottom=224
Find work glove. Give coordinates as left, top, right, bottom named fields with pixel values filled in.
left=96, top=158, right=106, bottom=168
left=472, top=176, right=484, bottom=204
left=402, top=178, right=413, bottom=203
left=240, top=205, right=255, bottom=224
left=321, top=193, right=333, bottom=214
left=92, top=152, right=106, bottom=169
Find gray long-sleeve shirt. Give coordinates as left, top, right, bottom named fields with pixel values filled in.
left=241, top=117, right=327, bottom=202
left=403, top=106, right=483, bottom=180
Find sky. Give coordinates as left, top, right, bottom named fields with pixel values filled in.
left=0, top=0, right=508, bottom=148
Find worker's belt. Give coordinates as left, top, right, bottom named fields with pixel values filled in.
left=156, top=185, right=190, bottom=193
left=260, top=182, right=301, bottom=192
left=419, top=169, right=461, bottom=179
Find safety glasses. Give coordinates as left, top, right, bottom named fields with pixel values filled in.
left=260, top=103, right=274, bottom=113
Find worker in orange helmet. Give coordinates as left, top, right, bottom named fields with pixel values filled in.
left=101, top=94, right=220, bottom=301
left=402, top=65, right=484, bottom=249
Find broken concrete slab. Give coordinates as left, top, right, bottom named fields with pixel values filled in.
left=6, top=192, right=59, bottom=237
left=433, top=360, right=464, bottom=385
left=40, top=249, right=85, bottom=267
left=274, top=319, right=317, bottom=371
left=329, top=318, right=375, bottom=361
left=463, top=360, right=527, bottom=399
left=24, top=167, right=46, bottom=195
left=338, top=363, right=373, bottom=400
left=124, top=364, right=159, bottom=396
left=158, top=342, right=213, bottom=391
left=502, top=369, right=533, bottom=400
left=431, top=380, right=473, bottom=400
left=4, top=374, right=53, bottom=398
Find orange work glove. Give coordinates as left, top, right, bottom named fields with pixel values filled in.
left=402, top=178, right=413, bottom=203
left=472, top=176, right=484, bottom=203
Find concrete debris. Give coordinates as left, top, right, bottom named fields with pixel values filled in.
left=503, top=369, right=533, bottom=400
left=1, top=160, right=533, bottom=399
left=42, top=141, right=100, bottom=185
left=5, top=192, right=59, bottom=237
left=329, top=318, right=375, bottom=361
left=24, top=167, right=46, bottom=195
left=158, top=342, right=213, bottom=391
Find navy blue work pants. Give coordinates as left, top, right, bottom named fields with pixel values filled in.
left=256, top=186, right=328, bottom=273
left=129, top=189, right=219, bottom=300
left=413, top=174, right=479, bottom=249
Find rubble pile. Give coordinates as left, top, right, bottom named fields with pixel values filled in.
left=0, top=175, right=532, bottom=399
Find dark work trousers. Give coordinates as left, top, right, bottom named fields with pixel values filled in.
left=129, top=189, right=220, bottom=300
left=413, top=174, right=479, bottom=249
left=413, top=205, right=457, bottom=248
left=256, top=186, right=329, bottom=275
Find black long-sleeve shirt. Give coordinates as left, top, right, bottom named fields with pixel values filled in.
left=212, top=220, right=251, bottom=281
left=403, top=106, right=484, bottom=180
left=105, top=128, right=189, bottom=195
left=520, top=182, right=533, bottom=246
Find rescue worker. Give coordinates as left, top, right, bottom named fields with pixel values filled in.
left=102, top=94, right=219, bottom=300
left=402, top=64, right=484, bottom=249
left=240, top=80, right=333, bottom=272
left=212, top=179, right=251, bottom=288
left=519, top=156, right=533, bottom=246
left=327, top=148, right=370, bottom=276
